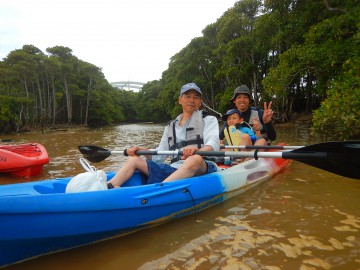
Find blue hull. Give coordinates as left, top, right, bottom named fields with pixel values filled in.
left=0, top=157, right=290, bottom=266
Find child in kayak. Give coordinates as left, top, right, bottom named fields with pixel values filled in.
left=221, top=109, right=261, bottom=147
left=221, top=109, right=261, bottom=164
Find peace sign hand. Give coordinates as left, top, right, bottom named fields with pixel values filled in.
left=263, top=101, right=273, bottom=124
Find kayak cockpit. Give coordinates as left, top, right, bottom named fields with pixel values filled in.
left=32, top=171, right=147, bottom=194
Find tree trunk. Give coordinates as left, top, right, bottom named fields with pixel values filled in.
left=64, top=77, right=72, bottom=125
left=306, top=72, right=313, bottom=113
left=22, top=76, right=30, bottom=127
left=84, top=77, right=93, bottom=126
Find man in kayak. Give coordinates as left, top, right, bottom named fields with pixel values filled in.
left=107, top=83, right=220, bottom=188
left=219, top=85, right=276, bottom=145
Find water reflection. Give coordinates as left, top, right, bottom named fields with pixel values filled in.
left=138, top=169, right=360, bottom=270
left=1, top=123, right=359, bottom=270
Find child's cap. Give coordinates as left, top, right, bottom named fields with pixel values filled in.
left=221, top=109, right=243, bottom=121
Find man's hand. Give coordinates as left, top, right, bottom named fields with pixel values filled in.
left=126, top=146, right=147, bottom=156
left=181, top=146, right=199, bottom=160
left=263, top=101, right=274, bottom=124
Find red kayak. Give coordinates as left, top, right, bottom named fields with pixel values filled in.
left=0, top=143, right=49, bottom=177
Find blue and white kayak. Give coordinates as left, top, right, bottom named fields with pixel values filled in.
left=0, top=155, right=290, bottom=267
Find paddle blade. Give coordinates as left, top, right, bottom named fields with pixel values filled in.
left=289, top=140, right=360, bottom=180
left=78, top=145, right=111, bottom=163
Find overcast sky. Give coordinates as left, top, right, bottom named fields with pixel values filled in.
left=1, top=0, right=236, bottom=84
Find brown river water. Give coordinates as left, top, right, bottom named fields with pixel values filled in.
left=0, top=123, right=359, bottom=270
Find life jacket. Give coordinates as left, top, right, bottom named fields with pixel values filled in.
left=243, top=107, right=270, bottom=141
left=167, top=110, right=208, bottom=151
left=223, top=125, right=242, bottom=152
left=248, top=108, right=264, bottom=131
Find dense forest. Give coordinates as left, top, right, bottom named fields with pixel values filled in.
left=0, top=0, right=359, bottom=140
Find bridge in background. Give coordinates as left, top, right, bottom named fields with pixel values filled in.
left=110, top=81, right=145, bottom=92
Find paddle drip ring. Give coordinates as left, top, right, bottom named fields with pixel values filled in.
left=254, top=149, right=259, bottom=160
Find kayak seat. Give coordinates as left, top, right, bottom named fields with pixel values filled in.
left=53, top=182, right=67, bottom=192
left=33, top=182, right=67, bottom=194
left=121, top=171, right=146, bottom=187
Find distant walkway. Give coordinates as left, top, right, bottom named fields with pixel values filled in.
left=110, top=81, right=145, bottom=92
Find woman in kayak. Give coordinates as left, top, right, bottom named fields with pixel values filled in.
left=107, top=83, right=220, bottom=188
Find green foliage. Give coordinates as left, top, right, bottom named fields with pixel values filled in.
left=264, top=2, right=359, bottom=127
left=312, top=57, right=360, bottom=140
left=216, top=86, right=235, bottom=113
left=0, top=97, right=14, bottom=122
left=87, top=87, right=125, bottom=127
left=115, top=89, right=138, bottom=122
left=214, top=0, right=264, bottom=90
left=136, top=80, right=169, bottom=122
left=0, top=0, right=359, bottom=140
left=0, top=95, right=30, bottom=132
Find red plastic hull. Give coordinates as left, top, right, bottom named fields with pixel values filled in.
left=0, top=143, right=49, bottom=178
left=217, top=143, right=292, bottom=170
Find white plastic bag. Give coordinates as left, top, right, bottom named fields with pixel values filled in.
left=65, top=158, right=108, bottom=193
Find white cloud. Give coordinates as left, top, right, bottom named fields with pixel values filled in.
left=0, top=0, right=236, bottom=83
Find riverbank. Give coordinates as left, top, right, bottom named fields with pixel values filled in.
left=1, top=113, right=315, bottom=138
left=275, top=112, right=313, bottom=127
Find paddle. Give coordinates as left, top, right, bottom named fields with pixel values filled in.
left=78, top=141, right=360, bottom=180
left=221, top=145, right=303, bottom=150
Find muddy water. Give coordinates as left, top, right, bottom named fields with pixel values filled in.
left=1, top=123, right=359, bottom=270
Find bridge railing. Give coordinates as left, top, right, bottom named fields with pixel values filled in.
left=110, top=81, right=145, bottom=91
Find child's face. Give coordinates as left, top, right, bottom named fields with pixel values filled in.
left=226, top=113, right=242, bottom=126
